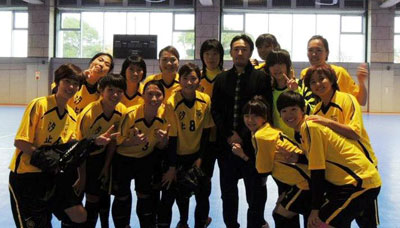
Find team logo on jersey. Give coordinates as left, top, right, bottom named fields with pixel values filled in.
left=44, top=135, right=53, bottom=144
left=94, top=126, right=102, bottom=135
left=48, top=121, right=56, bottom=132
left=74, top=95, right=82, bottom=104
left=179, top=111, right=186, bottom=120
left=196, top=110, right=202, bottom=119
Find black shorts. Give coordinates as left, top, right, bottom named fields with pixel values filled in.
left=112, top=152, right=155, bottom=196
left=51, top=169, right=83, bottom=220
left=355, top=198, right=380, bottom=227
left=273, top=178, right=292, bottom=196
left=85, top=152, right=107, bottom=196
left=319, top=185, right=380, bottom=227
left=280, top=185, right=311, bottom=216
left=9, top=170, right=82, bottom=225
left=9, top=171, right=53, bottom=227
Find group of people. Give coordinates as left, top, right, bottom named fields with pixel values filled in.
left=8, top=32, right=380, bottom=228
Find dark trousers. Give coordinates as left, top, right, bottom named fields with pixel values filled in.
left=218, top=151, right=266, bottom=228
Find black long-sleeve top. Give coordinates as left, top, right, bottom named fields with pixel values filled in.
left=211, top=62, right=273, bottom=157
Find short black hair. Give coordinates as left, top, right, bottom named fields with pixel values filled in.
left=255, top=33, right=280, bottom=50
left=120, top=54, right=146, bottom=82
left=98, top=73, right=127, bottom=92
left=308, top=35, right=329, bottom=61
left=200, top=39, right=224, bottom=73
left=230, top=34, right=254, bottom=53
left=159, top=45, right=180, bottom=61
left=143, top=79, right=165, bottom=97
left=277, top=91, right=305, bottom=113
left=242, top=95, right=271, bottom=123
left=54, top=63, right=83, bottom=87
left=264, top=49, right=292, bottom=77
left=89, top=52, right=114, bottom=73
left=178, top=63, right=201, bottom=80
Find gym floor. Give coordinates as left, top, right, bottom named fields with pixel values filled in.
left=0, top=106, right=398, bottom=227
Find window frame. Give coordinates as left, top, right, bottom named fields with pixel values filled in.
left=13, top=11, right=28, bottom=30
left=340, top=15, right=364, bottom=34
left=0, top=10, right=28, bottom=57
left=221, top=11, right=366, bottom=62
left=56, top=9, right=195, bottom=59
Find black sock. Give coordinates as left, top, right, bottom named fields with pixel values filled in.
left=99, top=193, right=111, bottom=228
left=137, top=197, right=154, bottom=227
left=85, top=201, right=100, bottom=228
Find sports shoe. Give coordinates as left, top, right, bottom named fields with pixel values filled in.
left=205, top=217, right=212, bottom=227
left=261, top=222, right=270, bottom=228
left=176, top=221, right=190, bottom=228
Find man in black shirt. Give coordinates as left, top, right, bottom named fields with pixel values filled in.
left=211, top=34, right=273, bottom=228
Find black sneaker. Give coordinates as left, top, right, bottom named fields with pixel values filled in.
left=176, top=222, right=190, bottom=228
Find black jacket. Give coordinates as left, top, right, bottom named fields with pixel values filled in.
left=211, top=62, right=273, bottom=155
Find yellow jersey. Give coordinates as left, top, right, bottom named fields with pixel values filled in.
left=68, top=81, right=100, bottom=114
left=142, top=73, right=180, bottom=103
left=198, top=68, right=221, bottom=97
left=198, top=68, right=222, bottom=142
left=120, top=83, right=144, bottom=108
left=300, top=120, right=381, bottom=189
left=312, top=91, right=378, bottom=166
left=165, top=90, right=214, bottom=155
left=76, top=99, right=126, bottom=156
left=253, top=123, right=310, bottom=190
left=117, top=104, right=168, bottom=158
left=10, top=95, right=77, bottom=174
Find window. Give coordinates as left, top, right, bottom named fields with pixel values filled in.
left=173, top=14, right=195, bottom=59
left=0, top=11, right=28, bottom=57
left=221, top=14, right=243, bottom=59
left=57, top=11, right=195, bottom=59
left=340, top=15, right=364, bottom=62
left=394, top=16, right=400, bottom=63
left=221, top=13, right=365, bottom=62
left=58, top=13, right=81, bottom=57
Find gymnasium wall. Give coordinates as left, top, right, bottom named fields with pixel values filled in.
left=1, top=57, right=398, bottom=113
left=0, top=0, right=398, bottom=112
